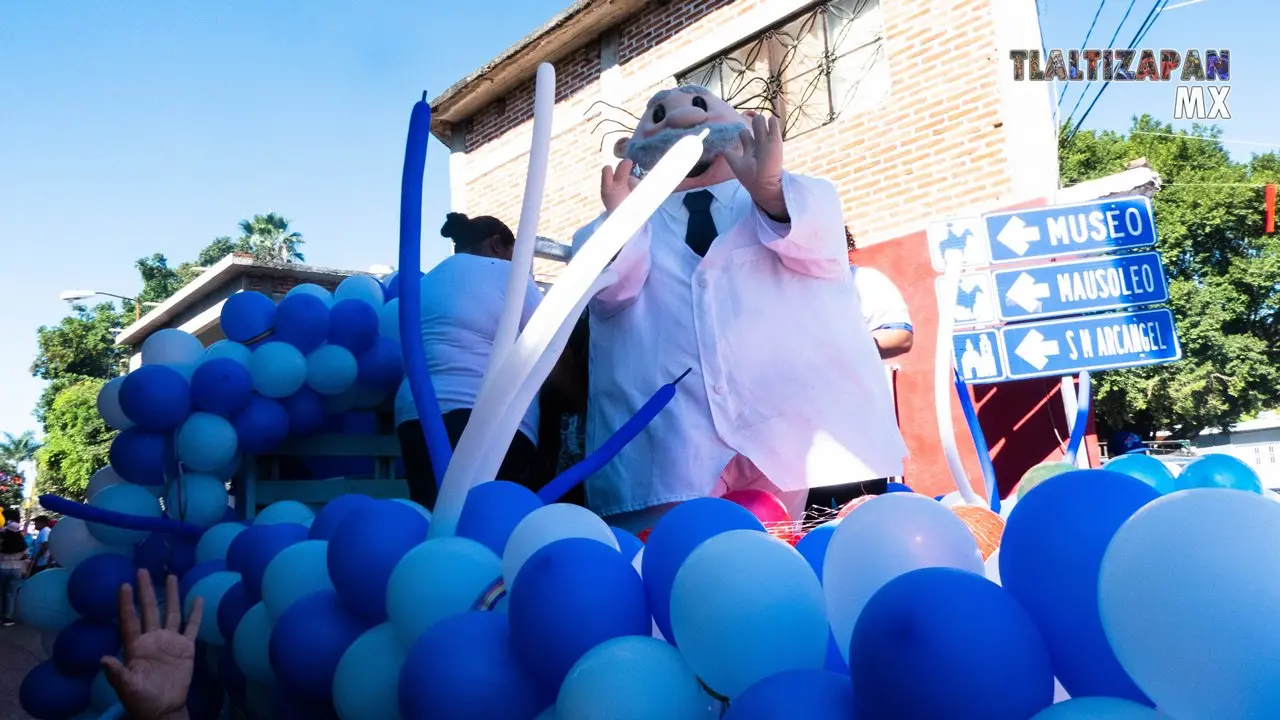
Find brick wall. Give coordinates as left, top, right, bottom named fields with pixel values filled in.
left=449, top=0, right=1028, bottom=257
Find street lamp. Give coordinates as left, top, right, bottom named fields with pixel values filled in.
left=59, top=289, right=159, bottom=321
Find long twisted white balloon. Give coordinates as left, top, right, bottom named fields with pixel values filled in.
left=430, top=131, right=709, bottom=537
left=935, top=270, right=982, bottom=505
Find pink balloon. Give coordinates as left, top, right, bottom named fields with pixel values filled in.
left=722, top=489, right=792, bottom=526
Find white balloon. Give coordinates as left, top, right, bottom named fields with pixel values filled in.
left=823, top=493, right=984, bottom=664
left=47, top=516, right=130, bottom=570
left=502, top=503, right=618, bottom=587
left=85, top=465, right=127, bottom=500
left=96, top=376, right=133, bottom=430
left=141, top=328, right=204, bottom=377
left=203, top=340, right=252, bottom=365
left=984, top=548, right=1002, bottom=586
left=630, top=547, right=664, bottom=639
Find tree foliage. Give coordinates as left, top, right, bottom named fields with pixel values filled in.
left=238, top=212, right=305, bottom=263
left=1061, top=115, right=1280, bottom=439
left=36, top=379, right=113, bottom=501
left=32, top=302, right=128, bottom=422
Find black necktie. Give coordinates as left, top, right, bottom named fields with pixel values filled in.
left=683, top=190, right=718, bottom=257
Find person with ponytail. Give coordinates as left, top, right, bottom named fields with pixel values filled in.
left=394, top=212, right=581, bottom=509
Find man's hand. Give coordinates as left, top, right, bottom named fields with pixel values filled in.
left=101, top=571, right=199, bottom=720
left=601, top=159, right=640, bottom=214
left=724, top=113, right=788, bottom=221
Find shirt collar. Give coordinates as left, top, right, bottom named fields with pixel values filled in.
left=663, top=179, right=741, bottom=214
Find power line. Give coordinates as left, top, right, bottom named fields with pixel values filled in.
left=1130, top=131, right=1280, bottom=149
left=1062, top=0, right=1142, bottom=127
left=1059, top=0, right=1111, bottom=109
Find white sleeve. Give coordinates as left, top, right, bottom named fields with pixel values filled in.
left=852, top=266, right=912, bottom=332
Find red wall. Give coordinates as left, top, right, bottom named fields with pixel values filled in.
left=852, top=200, right=1100, bottom=499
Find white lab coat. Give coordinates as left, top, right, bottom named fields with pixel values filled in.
left=574, top=172, right=906, bottom=518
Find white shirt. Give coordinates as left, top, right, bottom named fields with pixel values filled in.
left=850, top=265, right=912, bottom=334
left=394, top=254, right=542, bottom=444
left=574, top=174, right=906, bottom=516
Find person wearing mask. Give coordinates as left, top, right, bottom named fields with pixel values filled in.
left=1, top=520, right=28, bottom=627
left=394, top=213, right=580, bottom=509
left=27, top=515, right=51, bottom=576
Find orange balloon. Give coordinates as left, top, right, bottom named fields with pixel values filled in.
left=951, top=505, right=1005, bottom=560
left=836, top=494, right=876, bottom=519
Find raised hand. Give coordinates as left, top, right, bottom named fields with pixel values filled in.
left=601, top=159, right=640, bottom=214
left=101, top=571, right=200, bottom=720
left=724, top=113, right=787, bottom=221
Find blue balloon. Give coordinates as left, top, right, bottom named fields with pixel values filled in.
left=1105, top=453, right=1177, bottom=494
left=135, top=533, right=196, bottom=584
left=509, top=538, right=651, bottom=692
left=885, top=481, right=914, bottom=493
left=183, top=571, right=241, bottom=643
left=285, top=283, right=334, bottom=307
left=793, top=523, right=846, bottom=672
left=231, top=395, right=290, bottom=454
left=850, top=568, right=1054, bottom=720
left=20, top=660, right=92, bottom=720
left=140, top=329, right=204, bottom=377
left=248, top=342, right=308, bottom=399
left=356, top=337, right=404, bottom=391
left=556, top=635, right=709, bottom=720
left=87, top=483, right=162, bottom=545
left=225, top=522, right=309, bottom=603
left=378, top=299, right=400, bottom=343
left=305, top=345, right=358, bottom=396
left=1176, top=453, right=1263, bottom=493
left=255, top=500, right=315, bottom=527
left=262, top=540, right=334, bottom=620
left=1032, top=697, right=1165, bottom=719
left=610, top=526, right=643, bottom=561
left=52, top=619, right=121, bottom=676
left=386, top=537, right=501, bottom=648
left=218, top=643, right=247, bottom=700
left=334, top=274, right=384, bottom=309
left=221, top=291, right=276, bottom=344
left=164, top=473, right=230, bottom=528
left=180, top=560, right=225, bottom=605
left=399, top=612, right=544, bottom=720
left=17, top=568, right=79, bottom=632
left=269, top=589, right=370, bottom=702
left=383, top=271, right=401, bottom=301
left=328, top=500, right=429, bottom=623
left=456, top=481, right=543, bottom=557
left=176, top=412, right=239, bottom=474
left=309, top=494, right=378, bottom=540
left=118, top=364, right=192, bottom=431
left=68, top=552, right=136, bottom=621
left=1001, top=470, right=1157, bottom=703
left=328, top=299, right=380, bottom=355
left=189, top=358, right=253, bottom=418
left=203, top=340, right=252, bottom=365
left=195, top=522, right=245, bottom=564
left=724, top=670, right=853, bottom=720
left=273, top=293, right=331, bottom=353
left=642, top=497, right=765, bottom=642
left=272, top=689, right=340, bottom=720
left=186, top=644, right=226, bottom=720
left=217, top=580, right=252, bottom=641
left=109, top=427, right=177, bottom=486
left=233, top=602, right=275, bottom=686
left=333, top=623, right=407, bottom=720
left=282, top=387, right=327, bottom=437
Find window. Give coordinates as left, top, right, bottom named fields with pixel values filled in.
left=1270, top=446, right=1276, bottom=465
left=1256, top=447, right=1263, bottom=466
left=678, top=0, right=889, bottom=139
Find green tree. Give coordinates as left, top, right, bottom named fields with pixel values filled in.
left=35, top=379, right=114, bottom=501
left=238, top=212, right=305, bottom=263
left=0, top=431, right=40, bottom=511
left=31, top=302, right=128, bottom=422
left=124, top=253, right=186, bottom=317
left=176, top=235, right=251, bottom=283
left=1060, top=115, right=1280, bottom=439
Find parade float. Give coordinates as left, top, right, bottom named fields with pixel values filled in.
left=16, top=65, right=1279, bottom=720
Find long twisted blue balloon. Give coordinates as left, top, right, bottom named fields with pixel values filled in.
left=39, top=494, right=205, bottom=541
left=952, top=368, right=1001, bottom=515
left=397, top=95, right=454, bottom=485
left=1064, top=371, right=1092, bottom=466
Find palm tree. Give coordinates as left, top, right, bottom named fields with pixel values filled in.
left=238, top=212, right=306, bottom=263
left=0, top=430, right=40, bottom=469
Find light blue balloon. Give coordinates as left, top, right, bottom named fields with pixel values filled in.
left=670, top=530, right=828, bottom=699
left=247, top=342, right=307, bottom=398
left=233, top=602, right=275, bottom=685
left=378, top=299, right=400, bottom=343
left=184, top=570, right=241, bottom=645
left=47, top=516, right=130, bottom=571
left=203, top=340, right=252, bottom=366
left=18, top=568, right=80, bottom=631
left=1105, top=454, right=1177, bottom=494
left=387, top=537, right=500, bottom=648
left=196, top=522, right=246, bottom=564
left=255, top=500, right=315, bottom=527
left=333, top=623, right=407, bottom=720
left=89, top=670, right=118, bottom=712
left=261, top=540, right=333, bottom=620
left=286, top=283, right=334, bottom=307
left=88, top=484, right=162, bottom=546
left=165, top=473, right=230, bottom=528
left=1030, top=697, right=1164, bottom=719
left=1099, top=489, right=1280, bottom=719
left=1175, top=453, right=1263, bottom=493
left=335, top=274, right=385, bottom=309
left=176, top=412, right=239, bottom=475
left=141, top=328, right=204, bottom=377
left=391, top=497, right=431, bottom=519
left=305, top=344, right=358, bottom=396
left=557, top=636, right=712, bottom=720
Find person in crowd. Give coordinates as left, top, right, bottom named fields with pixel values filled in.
left=847, top=231, right=914, bottom=360
left=27, top=515, right=51, bottom=576
left=1, top=520, right=28, bottom=627
left=100, top=570, right=202, bottom=720
left=394, top=213, right=581, bottom=509
left=573, top=86, right=906, bottom=530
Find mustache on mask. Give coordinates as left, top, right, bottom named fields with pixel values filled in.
left=624, top=121, right=746, bottom=173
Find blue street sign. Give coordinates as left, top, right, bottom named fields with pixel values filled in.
left=985, top=196, right=1156, bottom=264
left=953, top=329, right=1007, bottom=384
left=1000, top=308, right=1180, bottom=381
left=935, top=272, right=997, bottom=328
left=993, top=252, right=1169, bottom=322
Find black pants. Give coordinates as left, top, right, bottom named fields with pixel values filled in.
left=397, top=409, right=536, bottom=511
left=805, top=478, right=889, bottom=513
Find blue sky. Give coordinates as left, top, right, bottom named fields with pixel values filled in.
left=0, top=0, right=1270, bottom=441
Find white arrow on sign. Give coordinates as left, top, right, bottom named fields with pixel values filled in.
left=1014, top=329, right=1060, bottom=370
left=1006, top=272, right=1051, bottom=313
left=996, top=216, right=1041, bottom=256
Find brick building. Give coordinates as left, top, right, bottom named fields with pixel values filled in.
left=429, top=0, right=1101, bottom=497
